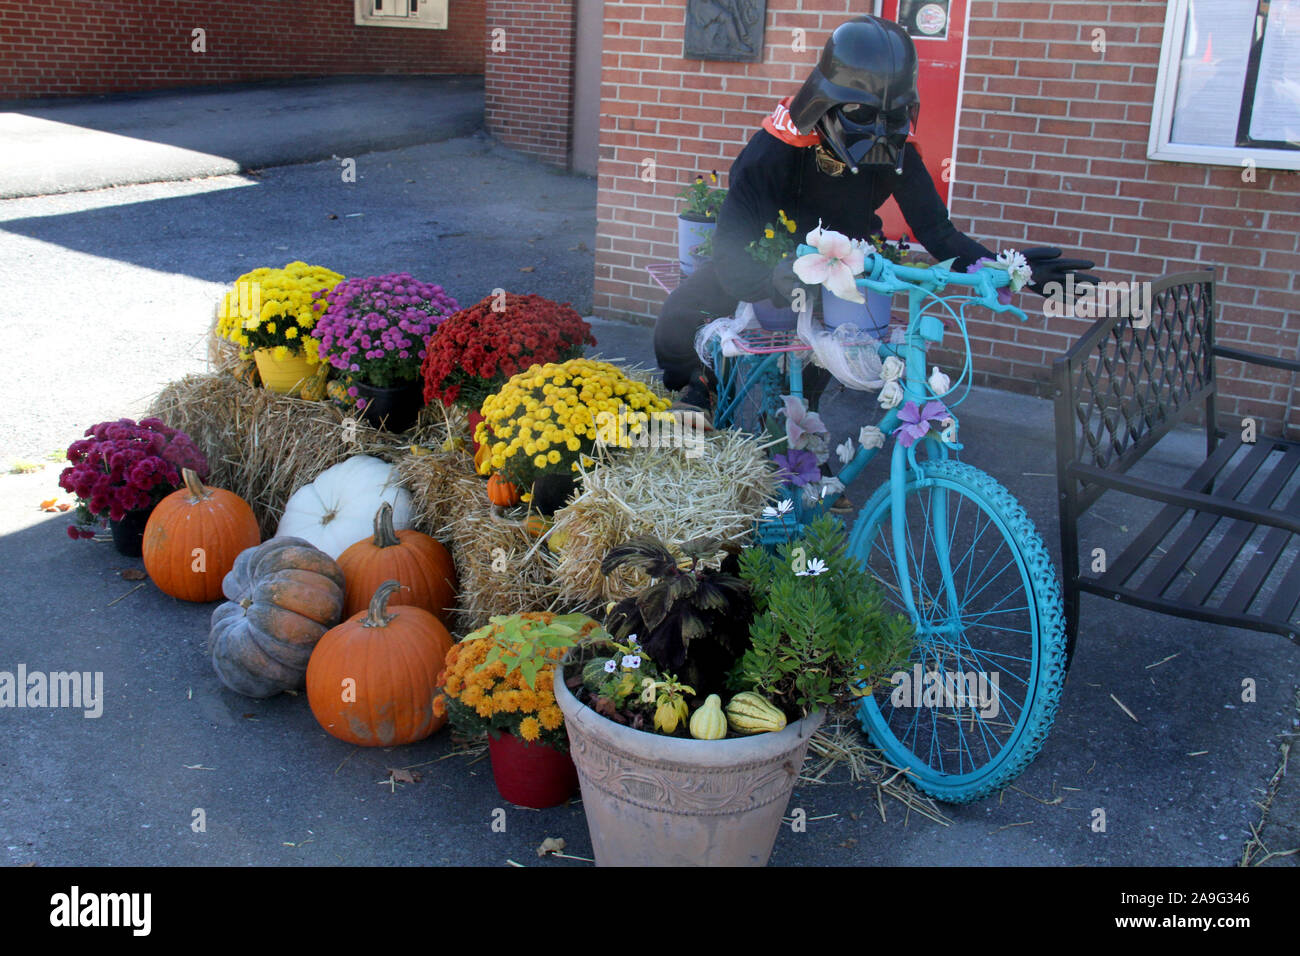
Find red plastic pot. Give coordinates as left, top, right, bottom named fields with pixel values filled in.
left=487, top=731, right=579, bottom=809
left=467, top=410, right=486, bottom=453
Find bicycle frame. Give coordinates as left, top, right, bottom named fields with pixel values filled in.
left=749, top=250, right=1030, bottom=624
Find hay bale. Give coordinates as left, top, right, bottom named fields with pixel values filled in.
left=148, top=372, right=471, bottom=539
left=546, top=429, right=778, bottom=605
left=447, top=477, right=566, bottom=629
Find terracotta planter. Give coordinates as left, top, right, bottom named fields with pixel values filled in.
left=253, top=349, right=317, bottom=395
left=487, top=730, right=579, bottom=809
left=555, top=661, right=824, bottom=866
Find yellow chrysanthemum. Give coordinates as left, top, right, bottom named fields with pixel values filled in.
left=539, top=706, right=563, bottom=731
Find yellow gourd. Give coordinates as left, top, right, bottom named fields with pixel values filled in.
left=689, top=694, right=727, bottom=740
left=298, top=362, right=331, bottom=401
left=725, top=691, right=787, bottom=735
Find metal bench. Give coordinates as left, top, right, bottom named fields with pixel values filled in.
left=1052, top=269, right=1300, bottom=658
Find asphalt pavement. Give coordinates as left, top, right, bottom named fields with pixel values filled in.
left=0, top=78, right=1296, bottom=869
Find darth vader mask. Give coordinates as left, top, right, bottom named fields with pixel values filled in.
left=788, top=16, right=921, bottom=174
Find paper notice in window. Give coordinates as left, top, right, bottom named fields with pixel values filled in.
left=1170, top=0, right=1256, bottom=147
left=1248, top=0, right=1300, bottom=144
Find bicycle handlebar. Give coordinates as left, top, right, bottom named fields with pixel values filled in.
left=794, top=244, right=1028, bottom=322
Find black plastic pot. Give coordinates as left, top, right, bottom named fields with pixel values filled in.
left=354, top=378, right=425, bottom=433
left=109, top=505, right=155, bottom=557
left=530, top=472, right=578, bottom=516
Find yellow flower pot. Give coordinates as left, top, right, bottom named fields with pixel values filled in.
left=253, top=349, right=317, bottom=395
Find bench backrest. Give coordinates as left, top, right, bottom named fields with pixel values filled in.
left=1052, top=270, right=1217, bottom=513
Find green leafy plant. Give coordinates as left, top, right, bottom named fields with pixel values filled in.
left=867, top=233, right=920, bottom=266
left=463, top=612, right=595, bottom=689
left=677, top=170, right=727, bottom=221
left=577, top=633, right=698, bottom=735
left=747, top=209, right=799, bottom=267
left=692, top=230, right=714, bottom=260
left=733, top=514, right=915, bottom=718
left=438, top=611, right=609, bottom=750
left=601, top=535, right=753, bottom=698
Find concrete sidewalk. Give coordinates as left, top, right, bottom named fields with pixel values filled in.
left=0, top=75, right=484, bottom=199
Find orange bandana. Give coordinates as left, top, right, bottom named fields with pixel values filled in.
left=762, top=96, right=821, bottom=147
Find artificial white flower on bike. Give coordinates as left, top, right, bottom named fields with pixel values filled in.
left=995, top=249, right=1033, bottom=292
left=928, top=365, right=951, bottom=395
left=878, top=379, right=904, bottom=409
left=859, top=425, right=885, bottom=449
left=835, top=438, right=855, bottom=464
left=880, top=355, right=906, bottom=382
left=793, top=221, right=866, bottom=303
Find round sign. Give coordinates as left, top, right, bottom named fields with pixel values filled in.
left=915, top=3, right=948, bottom=36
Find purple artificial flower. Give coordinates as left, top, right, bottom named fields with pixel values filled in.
left=895, top=400, right=950, bottom=449
left=967, top=258, right=1013, bottom=306
left=773, top=448, right=821, bottom=487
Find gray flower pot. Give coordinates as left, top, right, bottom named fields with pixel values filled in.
left=555, top=659, right=824, bottom=866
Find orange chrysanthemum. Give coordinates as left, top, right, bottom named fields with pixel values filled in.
left=538, top=706, right=563, bottom=731
left=518, top=716, right=541, bottom=742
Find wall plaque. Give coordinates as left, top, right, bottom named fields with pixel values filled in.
left=684, top=0, right=767, bottom=62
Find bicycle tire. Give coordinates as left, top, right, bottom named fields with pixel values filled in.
left=848, top=458, right=1068, bottom=803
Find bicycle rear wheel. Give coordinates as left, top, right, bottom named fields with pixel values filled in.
left=848, top=458, right=1067, bottom=803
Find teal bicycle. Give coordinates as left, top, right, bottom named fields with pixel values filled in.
left=704, top=248, right=1069, bottom=803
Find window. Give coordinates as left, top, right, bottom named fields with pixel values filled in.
left=1149, top=0, right=1300, bottom=170
left=354, top=0, right=448, bottom=30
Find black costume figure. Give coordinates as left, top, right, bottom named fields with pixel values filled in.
left=656, top=15, right=1095, bottom=408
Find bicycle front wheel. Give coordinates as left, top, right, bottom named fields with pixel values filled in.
left=848, top=459, right=1067, bottom=803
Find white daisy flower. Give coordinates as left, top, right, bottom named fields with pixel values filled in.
left=796, top=557, right=828, bottom=576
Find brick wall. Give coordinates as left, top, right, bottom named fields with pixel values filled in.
left=0, top=0, right=485, bottom=100
left=594, top=0, right=1300, bottom=433
left=484, top=0, right=576, bottom=167
left=953, top=0, right=1299, bottom=432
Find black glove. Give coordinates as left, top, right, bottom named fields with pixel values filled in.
left=1021, top=247, right=1101, bottom=296
left=771, top=257, right=802, bottom=308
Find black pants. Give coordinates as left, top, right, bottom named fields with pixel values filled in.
left=653, top=261, right=737, bottom=392
left=653, top=260, right=831, bottom=407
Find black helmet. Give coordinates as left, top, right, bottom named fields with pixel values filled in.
left=788, top=16, right=920, bottom=174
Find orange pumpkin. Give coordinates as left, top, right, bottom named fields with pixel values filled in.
left=143, top=468, right=261, bottom=602
left=487, top=473, right=521, bottom=506
left=336, top=502, right=456, bottom=621
left=522, top=514, right=551, bottom=537
left=306, top=579, right=453, bottom=746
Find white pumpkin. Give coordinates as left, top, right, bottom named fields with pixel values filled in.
left=276, top=455, right=413, bottom=559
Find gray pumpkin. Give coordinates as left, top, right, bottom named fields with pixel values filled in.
left=209, top=536, right=346, bottom=698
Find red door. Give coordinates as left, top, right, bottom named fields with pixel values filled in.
left=875, top=0, right=969, bottom=242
